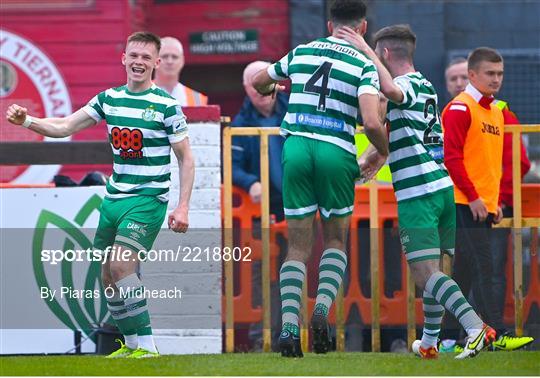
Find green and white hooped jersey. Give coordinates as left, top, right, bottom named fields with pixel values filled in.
left=268, top=36, right=380, bottom=155
left=387, top=72, right=453, bottom=202
left=83, top=84, right=188, bottom=202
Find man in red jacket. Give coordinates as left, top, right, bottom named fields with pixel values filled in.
left=490, top=101, right=531, bottom=333
left=443, top=50, right=533, bottom=351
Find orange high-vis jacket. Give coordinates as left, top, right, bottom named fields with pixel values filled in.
left=170, top=83, right=208, bottom=106
left=183, top=86, right=208, bottom=106
left=442, top=92, right=504, bottom=213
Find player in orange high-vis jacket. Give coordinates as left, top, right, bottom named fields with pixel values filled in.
left=442, top=47, right=534, bottom=351
left=154, top=36, right=208, bottom=106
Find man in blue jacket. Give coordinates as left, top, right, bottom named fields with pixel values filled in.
left=232, top=61, right=289, bottom=222
left=232, top=61, right=289, bottom=350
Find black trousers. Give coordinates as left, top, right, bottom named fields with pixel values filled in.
left=450, top=204, right=506, bottom=334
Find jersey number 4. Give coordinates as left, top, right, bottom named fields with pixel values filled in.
left=304, top=61, right=332, bottom=112
left=423, top=98, right=442, bottom=145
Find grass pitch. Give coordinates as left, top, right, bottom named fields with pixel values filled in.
left=1, top=351, right=539, bottom=376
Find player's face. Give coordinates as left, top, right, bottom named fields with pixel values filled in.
left=445, top=62, right=468, bottom=98
left=469, top=61, right=504, bottom=97
left=158, top=42, right=184, bottom=77
left=122, top=42, right=160, bottom=85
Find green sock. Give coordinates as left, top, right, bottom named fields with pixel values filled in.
left=116, top=274, right=156, bottom=353
left=280, top=260, right=306, bottom=335
left=425, top=271, right=483, bottom=336
left=421, top=291, right=444, bottom=348
left=315, top=248, right=347, bottom=317
left=105, top=292, right=137, bottom=349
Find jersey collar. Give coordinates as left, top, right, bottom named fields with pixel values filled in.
left=465, top=83, right=494, bottom=109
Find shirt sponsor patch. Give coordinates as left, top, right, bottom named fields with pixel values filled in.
left=428, top=146, right=444, bottom=160
left=172, top=119, right=188, bottom=137
left=296, top=113, right=344, bottom=132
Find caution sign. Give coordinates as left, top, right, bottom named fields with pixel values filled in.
left=189, top=30, right=259, bottom=55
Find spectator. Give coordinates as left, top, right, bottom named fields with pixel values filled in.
left=442, top=47, right=534, bottom=351
left=232, top=61, right=289, bottom=350
left=154, top=36, right=208, bottom=106
left=445, top=57, right=468, bottom=101
left=231, top=61, right=288, bottom=221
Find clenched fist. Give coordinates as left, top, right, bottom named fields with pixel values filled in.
left=6, top=104, right=28, bottom=126
left=168, top=206, right=189, bottom=233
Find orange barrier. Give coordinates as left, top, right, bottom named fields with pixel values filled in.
left=223, top=184, right=540, bottom=327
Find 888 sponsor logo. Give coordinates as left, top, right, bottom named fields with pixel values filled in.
left=111, top=127, right=144, bottom=160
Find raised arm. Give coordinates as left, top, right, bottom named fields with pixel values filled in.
left=6, top=104, right=97, bottom=138
left=337, top=27, right=404, bottom=104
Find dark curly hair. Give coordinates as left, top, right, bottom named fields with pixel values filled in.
left=330, top=0, right=367, bottom=26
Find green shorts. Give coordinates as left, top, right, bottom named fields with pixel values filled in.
left=282, top=135, right=360, bottom=220
left=398, top=187, right=455, bottom=263
left=93, top=195, right=167, bottom=254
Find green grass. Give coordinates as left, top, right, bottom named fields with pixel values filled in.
left=1, top=352, right=539, bottom=376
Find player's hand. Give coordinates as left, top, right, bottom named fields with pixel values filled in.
left=257, top=83, right=286, bottom=97
left=493, top=206, right=504, bottom=224
left=336, top=26, right=369, bottom=52
left=249, top=182, right=262, bottom=203
left=358, top=151, right=387, bottom=181
left=168, top=206, right=189, bottom=233
left=469, top=198, right=488, bottom=222
left=6, top=104, right=28, bottom=126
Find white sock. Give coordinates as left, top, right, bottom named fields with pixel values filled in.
left=138, top=334, right=157, bottom=353
left=466, top=326, right=484, bottom=340
left=124, top=334, right=137, bottom=350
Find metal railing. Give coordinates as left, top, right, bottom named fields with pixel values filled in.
left=221, top=124, right=539, bottom=352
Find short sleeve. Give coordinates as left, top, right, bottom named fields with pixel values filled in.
left=357, top=62, right=380, bottom=97
left=82, top=91, right=106, bottom=122
left=164, top=102, right=188, bottom=144
left=393, top=76, right=417, bottom=106
left=268, top=49, right=295, bottom=80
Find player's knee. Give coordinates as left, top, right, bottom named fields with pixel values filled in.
left=109, top=261, right=132, bottom=282
left=410, top=260, right=439, bottom=289
left=322, top=218, right=349, bottom=249
left=101, top=270, right=114, bottom=289
left=412, top=274, right=429, bottom=290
